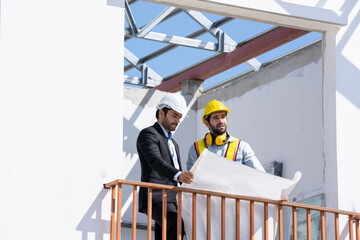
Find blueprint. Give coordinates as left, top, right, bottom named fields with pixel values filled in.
left=181, top=149, right=301, bottom=240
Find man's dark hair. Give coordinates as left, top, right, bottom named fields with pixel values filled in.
left=205, top=111, right=228, bottom=123
left=156, top=107, right=170, bottom=119
left=205, top=115, right=211, bottom=123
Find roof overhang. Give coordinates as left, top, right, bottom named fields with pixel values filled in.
left=146, top=0, right=346, bottom=29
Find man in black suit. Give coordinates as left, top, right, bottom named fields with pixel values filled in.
left=137, top=93, right=194, bottom=240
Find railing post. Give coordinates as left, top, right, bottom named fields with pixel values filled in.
left=278, top=205, right=283, bottom=240
left=147, top=188, right=152, bottom=240
left=192, top=193, right=197, bottom=240
left=350, top=215, right=354, bottom=240
left=110, top=186, right=116, bottom=240
left=356, top=218, right=359, bottom=240
left=320, top=211, right=325, bottom=240
left=162, top=190, right=167, bottom=240
left=264, top=203, right=268, bottom=240
left=116, top=184, right=122, bottom=240
left=221, top=197, right=226, bottom=240
left=207, top=195, right=211, bottom=240
left=250, top=200, right=254, bottom=240
left=235, top=199, right=240, bottom=240
left=177, top=191, right=183, bottom=240
left=306, top=209, right=311, bottom=240
left=292, top=207, right=297, bottom=240
left=335, top=213, right=340, bottom=240
left=132, top=186, right=137, bottom=240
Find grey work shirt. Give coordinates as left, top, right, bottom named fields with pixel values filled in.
left=186, top=135, right=265, bottom=172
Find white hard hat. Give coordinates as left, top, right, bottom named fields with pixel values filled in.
left=156, top=93, right=187, bottom=115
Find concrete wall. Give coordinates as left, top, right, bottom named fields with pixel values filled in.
left=0, top=0, right=125, bottom=240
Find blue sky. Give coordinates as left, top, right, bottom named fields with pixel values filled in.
left=124, top=1, right=322, bottom=90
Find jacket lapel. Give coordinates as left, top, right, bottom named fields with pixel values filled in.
left=153, top=123, right=174, bottom=165
left=153, top=122, right=182, bottom=171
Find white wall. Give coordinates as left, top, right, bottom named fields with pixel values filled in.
left=0, top=0, right=124, bottom=240
left=335, top=0, right=360, bottom=215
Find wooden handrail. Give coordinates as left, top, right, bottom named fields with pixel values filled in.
left=104, top=179, right=360, bottom=240
left=104, top=179, right=360, bottom=218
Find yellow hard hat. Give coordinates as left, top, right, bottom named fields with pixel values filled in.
left=202, top=99, right=230, bottom=123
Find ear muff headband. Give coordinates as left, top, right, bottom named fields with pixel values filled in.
left=205, top=133, right=228, bottom=146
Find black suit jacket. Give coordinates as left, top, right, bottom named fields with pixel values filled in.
left=137, top=122, right=182, bottom=213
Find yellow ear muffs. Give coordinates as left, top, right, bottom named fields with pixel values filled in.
left=215, top=133, right=228, bottom=145
left=205, top=133, right=228, bottom=146
left=205, top=133, right=213, bottom=146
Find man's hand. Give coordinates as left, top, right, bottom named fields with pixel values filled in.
left=178, top=171, right=194, bottom=184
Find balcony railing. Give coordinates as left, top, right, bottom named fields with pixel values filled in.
left=104, top=179, right=360, bottom=240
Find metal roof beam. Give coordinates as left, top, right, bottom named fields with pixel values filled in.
left=124, top=75, right=142, bottom=85
left=124, top=48, right=163, bottom=87
left=155, top=27, right=309, bottom=92
left=184, top=10, right=222, bottom=38
left=184, top=10, right=237, bottom=52
left=125, top=8, right=235, bottom=53
left=125, top=0, right=138, bottom=36
left=184, top=9, right=260, bottom=70
left=125, top=30, right=219, bottom=51
left=137, top=6, right=177, bottom=38
left=124, top=17, right=234, bottom=72
left=124, top=8, right=183, bottom=41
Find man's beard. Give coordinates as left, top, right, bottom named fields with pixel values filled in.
left=209, top=122, right=227, bottom=135
left=163, top=116, right=178, bottom=131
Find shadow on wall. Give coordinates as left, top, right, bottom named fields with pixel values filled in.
left=273, top=0, right=356, bottom=23
left=120, top=117, right=144, bottom=221
left=337, top=54, right=360, bottom=111
left=275, top=0, right=360, bottom=110
left=76, top=189, right=110, bottom=240
left=337, top=5, right=360, bottom=52
left=336, top=8, right=360, bottom=111
left=121, top=89, right=159, bottom=223
left=340, top=220, right=350, bottom=240
left=123, top=117, right=140, bottom=164
left=123, top=89, right=156, bottom=163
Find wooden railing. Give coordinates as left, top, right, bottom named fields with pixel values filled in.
left=104, top=179, right=360, bottom=240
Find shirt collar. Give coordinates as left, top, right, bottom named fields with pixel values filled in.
left=157, top=122, right=172, bottom=140
left=228, top=135, right=235, bottom=142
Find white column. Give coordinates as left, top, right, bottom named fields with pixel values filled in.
left=0, top=0, right=125, bottom=239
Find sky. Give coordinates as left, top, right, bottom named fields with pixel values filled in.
left=124, top=1, right=322, bottom=90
